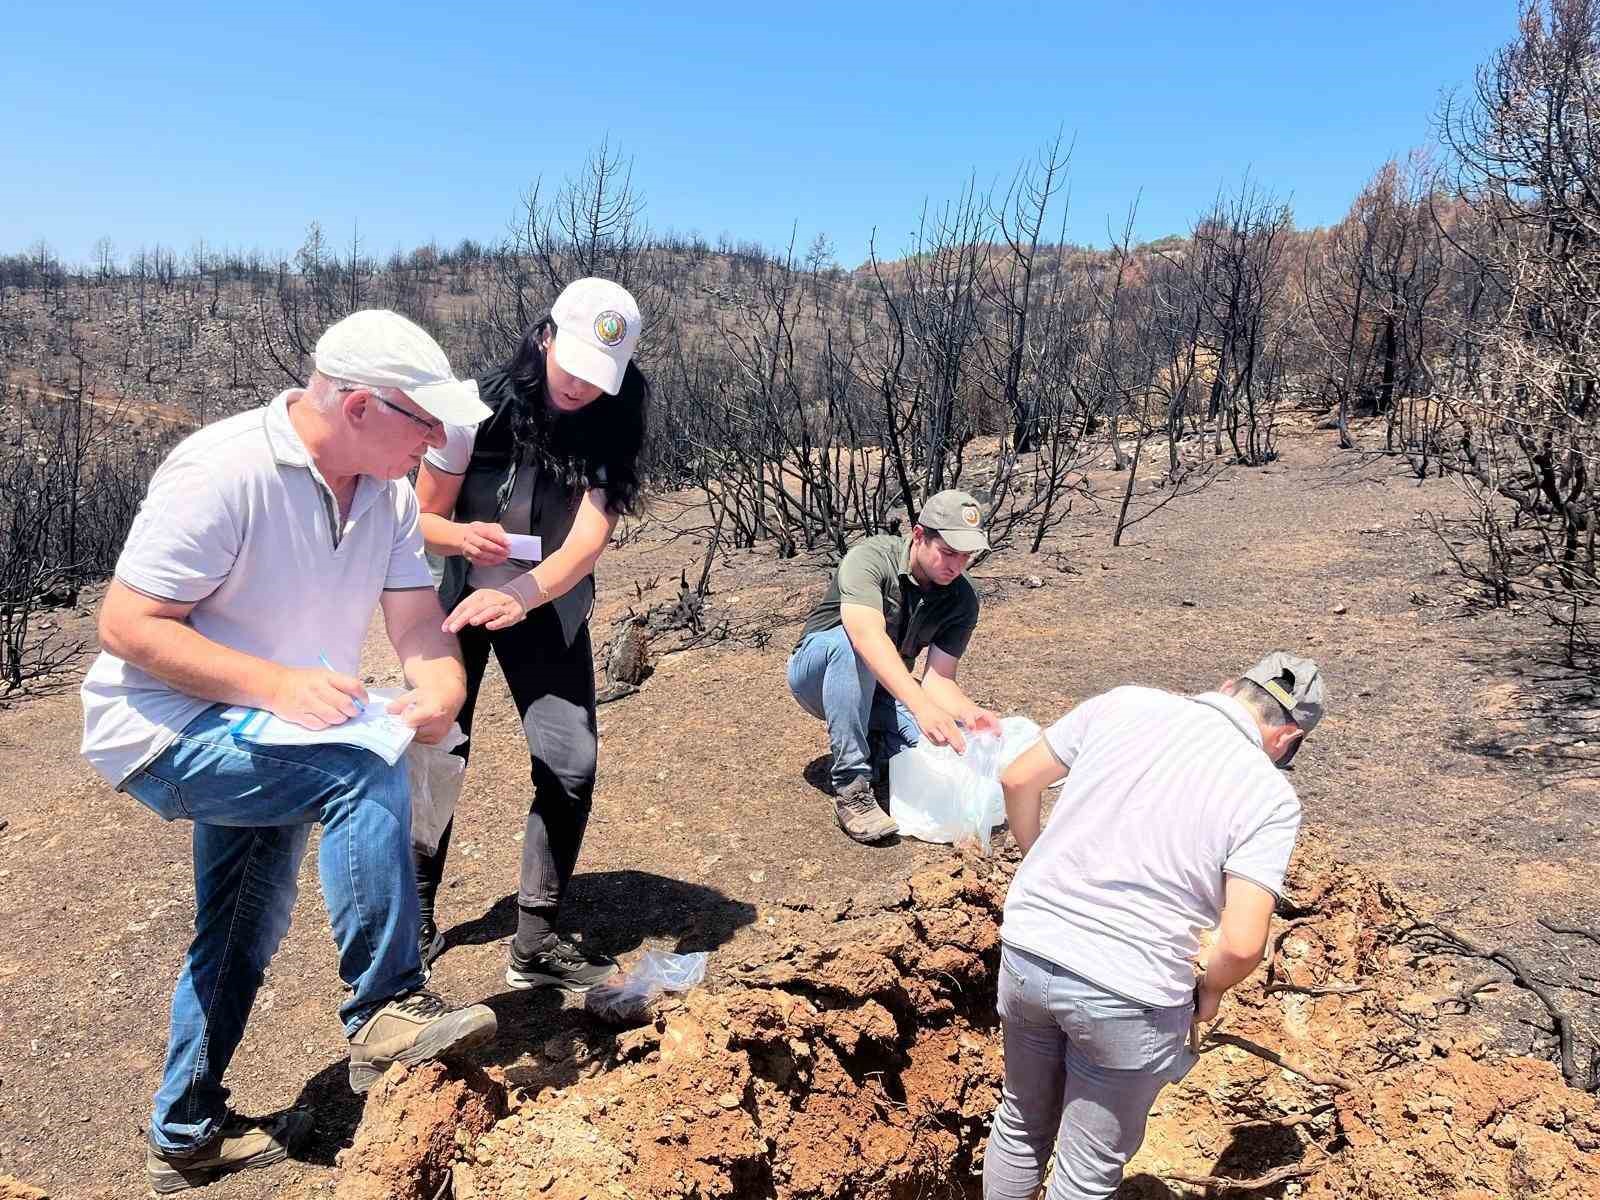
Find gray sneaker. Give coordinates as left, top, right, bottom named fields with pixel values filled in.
left=146, top=1109, right=313, bottom=1194
left=834, top=778, right=898, bottom=843
left=506, top=937, right=619, bottom=993
left=347, top=989, right=497, bottom=1094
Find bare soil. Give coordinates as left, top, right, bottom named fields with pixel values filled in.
left=333, top=837, right=1600, bottom=1200
left=2, top=422, right=1599, bottom=1197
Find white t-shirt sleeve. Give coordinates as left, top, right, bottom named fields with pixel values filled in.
left=114, top=457, right=239, bottom=603
left=384, top=481, right=435, bottom=590
left=423, top=422, right=477, bottom=475
left=1042, top=691, right=1112, bottom=769
left=1223, top=789, right=1302, bottom=898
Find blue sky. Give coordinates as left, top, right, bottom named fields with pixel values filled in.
left=2, top=1, right=1515, bottom=269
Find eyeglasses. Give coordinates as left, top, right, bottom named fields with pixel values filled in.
left=339, top=387, right=443, bottom=435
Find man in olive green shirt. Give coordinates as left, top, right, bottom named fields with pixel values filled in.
left=787, top=490, right=1000, bottom=843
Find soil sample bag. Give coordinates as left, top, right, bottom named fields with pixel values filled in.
left=888, top=715, right=1041, bottom=850
left=406, top=725, right=467, bottom=855
left=585, top=951, right=710, bottom=1024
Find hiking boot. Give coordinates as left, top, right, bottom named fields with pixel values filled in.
left=505, top=936, right=619, bottom=993
left=419, top=919, right=445, bottom=976
left=146, top=1109, right=313, bottom=1194
left=347, top=989, right=497, bottom=1094
left=834, top=777, right=897, bottom=843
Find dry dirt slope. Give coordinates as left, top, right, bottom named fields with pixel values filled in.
left=0, top=428, right=1597, bottom=1197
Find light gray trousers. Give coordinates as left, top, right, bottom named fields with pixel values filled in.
left=983, top=944, right=1198, bottom=1200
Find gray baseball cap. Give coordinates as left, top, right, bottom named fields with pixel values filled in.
left=1242, top=651, right=1325, bottom=734
left=917, top=489, right=989, bottom=552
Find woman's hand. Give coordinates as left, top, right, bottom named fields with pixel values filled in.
left=443, top=587, right=528, bottom=633
left=460, top=521, right=512, bottom=567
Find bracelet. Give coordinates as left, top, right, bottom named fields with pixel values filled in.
left=500, top=573, right=545, bottom=614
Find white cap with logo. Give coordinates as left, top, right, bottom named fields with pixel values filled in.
left=314, top=309, right=491, bottom=425
left=550, top=278, right=642, bottom=396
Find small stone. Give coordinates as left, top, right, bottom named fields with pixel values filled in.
left=1022, top=575, right=1043, bottom=589
left=748, top=870, right=765, bottom=883
left=1332, top=603, right=1348, bottom=615
left=1180, top=599, right=1196, bottom=608
left=717, top=1092, right=740, bottom=1109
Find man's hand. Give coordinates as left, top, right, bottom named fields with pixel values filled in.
left=269, top=666, right=368, bottom=730
left=460, top=521, right=512, bottom=567
left=1195, top=977, right=1223, bottom=1023
left=443, top=587, right=527, bottom=634
left=960, top=705, right=1002, bottom=735
left=387, top=684, right=465, bottom=745
left=913, top=700, right=968, bottom=753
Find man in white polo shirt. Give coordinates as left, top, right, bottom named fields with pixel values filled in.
left=80, top=311, right=500, bottom=1194
left=983, top=653, right=1324, bottom=1200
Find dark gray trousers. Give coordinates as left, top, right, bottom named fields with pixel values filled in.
left=414, top=601, right=597, bottom=923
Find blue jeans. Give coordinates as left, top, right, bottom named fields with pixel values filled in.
left=786, top=625, right=921, bottom=790
left=122, top=705, right=426, bottom=1154
left=983, top=945, right=1198, bottom=1200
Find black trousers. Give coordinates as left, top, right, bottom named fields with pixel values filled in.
left=414, top=600, right=598, bottom=924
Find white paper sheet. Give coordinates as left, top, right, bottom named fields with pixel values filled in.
left=505, top=533, right=543, bottom=563
left=222, top=687, right=416, bottom=765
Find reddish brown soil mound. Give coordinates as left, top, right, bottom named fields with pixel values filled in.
left=334, top=1061, right=505, bottom=1200
left=1310, top=1053, right=1600, bottom=1199
left=330, top=838, right=1600, bottom=1199
left=0, top=1177, right=50, bottom=1200
left=1125, top=837, right=1600, bottom=1196
left=445, top=854, right=1009, bottom=1200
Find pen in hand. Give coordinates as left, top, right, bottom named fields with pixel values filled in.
left=318, top=653, right=370, bottom=715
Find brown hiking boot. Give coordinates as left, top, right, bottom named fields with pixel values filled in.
left=347, top=989, right=497, bottom=1094
left=146, top=1109, right=313, bottom=1193
left=834, top=777, right=898, bottom=843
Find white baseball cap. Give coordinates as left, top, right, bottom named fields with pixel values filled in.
left=314, top=309, right=490, bottom=425
left=549, top=278, right=642, bottom=396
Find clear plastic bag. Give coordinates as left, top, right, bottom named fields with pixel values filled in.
left=406, top=725, right=468, bottom=855
left=888, top=715, right=1041, bottom=850
left=584, top=950, right=709, bottom=1023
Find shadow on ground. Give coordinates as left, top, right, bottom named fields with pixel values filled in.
left=444, top=868, right=758, bottom=960
left=1116, top=1177, right=1183, bottom=1199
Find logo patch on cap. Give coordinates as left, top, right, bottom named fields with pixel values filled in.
left=961, top=504, right=980, bottom=527
left=594, top=311, right=627, bottom=347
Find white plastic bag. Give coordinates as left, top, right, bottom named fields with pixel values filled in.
left=406, top=725, right=468, bottom=855
left=888, top=715, right=1041, bottom=850
left=584, top=950, right=709, bottom=1023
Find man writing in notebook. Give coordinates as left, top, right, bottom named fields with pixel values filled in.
left=79, top=311, right=499, bottom=1193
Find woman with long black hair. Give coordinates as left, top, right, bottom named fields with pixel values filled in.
left=414, top=278, right=647, bottom=991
